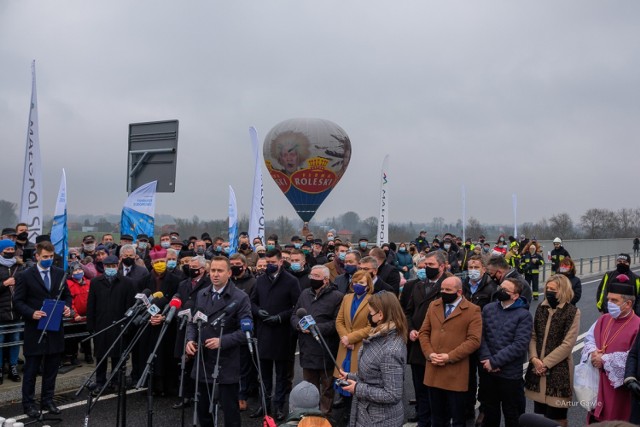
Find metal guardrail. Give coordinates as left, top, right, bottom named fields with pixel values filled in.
left=0, top=321, right=89, bottom=348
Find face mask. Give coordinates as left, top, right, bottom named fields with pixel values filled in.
left=468, top=269, right=481, bottom=282
left=239, top=243, right=249, bottom=251
left=160, top=241, right=171, bottom=249
left=266, top=244, right=275, bottom=251
left=495, top=288, right=511, bottom=302
left=40, top=258, right=53, bottom=269
left=367, top=313, right=378, bottom=327
left=558, top=267, right=570, bottom=274
left=608, top=301, right=622, bottom=318
left=483, top=247, right=490, bottom=253
left=399, top=247, right=406, bottom=252
left=72, top=272, right=84, bottom=281
left=302, top=249, right=311, bottom=255
left=122, top=257, right=135, bottom=267
left=105, top=267, right=118, bottom=277
left=309, top=278, right=324, bottom=290
left=290, top=262, right=302, bottom=272
left=282, top=260, right=291, bottom=270
left=84, top=244, right=96, bottom=252
left=189, top=268, right=201, bottom=278
left=196, top=248, right=206, bottom=255
left=441, top=292, right=458, bottom=304
left=167, top=260, right=177, bottom=269
left=17, top=231, right=28, bottom=241
left=353, top=283, right=367, bottom=296
left=327, top=244, right=335, bottom=252
left=2, top=252, right=15, bottom=259
left=425, top=266, right=440, bottom=280
left=465, top=244, right=471, bottom=249
left=327, top=236, right=334, bottom=241
left=344, top=264, right=358, bottom=275
left=294, top=243, right=302, bottom=249
left=338, top=252, right=346, bottom=261
left=231, top=265, right=244, bottom=276
left=138, top=242, right=148, bottom=250
left=617, top=264, right=630, bottom=274
left=258, top=252, right=266, bottom=258
left=359, top=242, right=367, bottom=249
left=266, top=263, right=279, bottom=275
left=479, top=239, right=485, bottom=244
left=153, top=262, right=167, bottom=274
left=214, top=245, right=222, bottom=253
left=546, top=291, right=559, bottom=308
left=416, top=268, right=427, bottom=281
left=444, top=244, right=451, bottom=250
left=223, top=247, right=231, bottom=254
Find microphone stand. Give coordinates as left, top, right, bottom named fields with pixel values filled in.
left=208, top=319, right=225, bottom=427
left=192, top=319, right=204, bottom=427
left=178, top=322, right=191, bottom=427
left=252, top=335, right=274, bottom=425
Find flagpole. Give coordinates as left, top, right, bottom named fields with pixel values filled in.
left=248, top=127, right=265, bottom=247
left=229, top=186, right=238, bottom=255
left=376, top=155, right=389, bottom=246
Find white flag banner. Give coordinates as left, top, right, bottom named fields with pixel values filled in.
left=248, top=127, right=265, bottom=247
left=376, top=155, right=390, bottom=246
left=513, top=193, right=518, bottom=237
left=229, top=185, right=238, bottom=255
left=51, top=169, right=68, bottom=271
left=20, top=60, right=43, bottom=241
left=120, top=181, right=157, bottom=239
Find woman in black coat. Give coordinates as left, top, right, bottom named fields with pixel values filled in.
left=558, top=258, right=582, bottom=305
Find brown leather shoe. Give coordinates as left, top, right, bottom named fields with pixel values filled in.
left=238, top=400, right=247, bottom=411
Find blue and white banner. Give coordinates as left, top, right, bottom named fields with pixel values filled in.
left=376, top=155, right=389, bottom=246
left=120, top=181, right=157, bottom=239
left=229, top=185, right=238, bottom=255
left=248, top=127, right=265, bottom=247
left=51, top=169, right=68, bottom=271
left=19, top=60, right=43, bottom=241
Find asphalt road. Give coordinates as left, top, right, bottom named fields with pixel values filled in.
left=0, top=268, right=629, bottom=426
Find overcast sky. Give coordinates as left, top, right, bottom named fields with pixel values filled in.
left=1, top=1, right=639, bottom=227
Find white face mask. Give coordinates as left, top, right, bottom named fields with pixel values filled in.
left=608, top=301, right=622, bottom=319
left=468, top=269, right=481, bottom=282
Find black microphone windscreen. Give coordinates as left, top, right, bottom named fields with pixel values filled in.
left=296, top=308, right=307, bottom=318
left=154, top=297, right=169, bottom=309
left=142, top=289, right=152, bottom=296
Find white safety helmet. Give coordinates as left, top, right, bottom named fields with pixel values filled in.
left=553, top=237, right=562, bottom=244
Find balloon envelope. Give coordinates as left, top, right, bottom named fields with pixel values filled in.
left=263, top=118, right=352, bottom=222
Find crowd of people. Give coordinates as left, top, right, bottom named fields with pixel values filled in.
left=1, top=224, right=640, bottom=426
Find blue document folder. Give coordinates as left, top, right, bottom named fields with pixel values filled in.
left=37, top=299, right=65, bottom=332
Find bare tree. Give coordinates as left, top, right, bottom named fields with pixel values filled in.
left=466, top=217, right=486, bottom=240
left=0, top=200, right=18, bottom=227
left=549, top=213, right=575, bottom=239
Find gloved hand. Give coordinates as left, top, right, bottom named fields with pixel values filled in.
left=627, top=379, right=640, bottom=399
left=257, top=309, right=270, bottom=320
left=263, top=315, right=281, bottom=325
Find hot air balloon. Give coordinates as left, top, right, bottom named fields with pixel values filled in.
left=263, top=118, right=352, bottom=222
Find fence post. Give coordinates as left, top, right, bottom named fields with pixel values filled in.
left=590, top=259, right=593, bottom=274
left=579, top=258, right=583, bottom=275
left=607, top=255, right=611, bottom=270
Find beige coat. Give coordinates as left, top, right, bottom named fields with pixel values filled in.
left=525, top=301, right=581, bottom=407
left=334, top=293, right=372, bottom=378
left=419, top=297, right=482, bottom=392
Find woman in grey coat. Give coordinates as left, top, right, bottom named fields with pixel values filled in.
left=339, top=291, right=408, bottom=427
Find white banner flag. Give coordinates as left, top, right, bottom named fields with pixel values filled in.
left=51, top=169, right=68, bottom=271
left=229, top=185, right=238, bottom=255
left=20, top=60, right=43, bottom=241
left=248, top=127, right=265, bottom=247
left=376, top=155, right=390, bottom=246
left=120, top=181, right=157, bottom=239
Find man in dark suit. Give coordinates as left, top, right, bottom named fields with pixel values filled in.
left=13, top=241, right=72, bottom=418
left=185, top=256, right=252, bottom=427
left=369, top=247, right=401, bottom=295
left=358, top=256, right=394, bottom=294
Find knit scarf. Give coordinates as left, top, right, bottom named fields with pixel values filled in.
left=524, top=302, right=577, bottom=397
left=0, top=256, right=17, bottom=268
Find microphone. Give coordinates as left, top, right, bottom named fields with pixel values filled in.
left=240, top=318, right=254, bottom=355
left=177, top=301, right=194, bottom=331
left=296, top=308, right=321, bottom=344
left=210, top=301, right=238, bottom=326
left=193, top=307, right=208, bottom=325
left=164, top=296, right=183, bottom=324
left=124, top=289, right=153, bottom=317
left=134, top=296, right=168, bottom=326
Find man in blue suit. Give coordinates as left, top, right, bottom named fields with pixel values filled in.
left=14, top=241, right=72, bottom=418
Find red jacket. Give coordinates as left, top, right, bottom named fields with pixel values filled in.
left=67, top=278, right=91, bottom=318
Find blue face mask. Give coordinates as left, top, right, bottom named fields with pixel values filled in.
left=290, top=262, right=302, bottom=272
left=353, top=283, right=367, bottom=296
left=105, top=267, right=118, bottom=277
left=216, top=245, right=223, bottom=252
left=294, top=243, right=302, bottom=249
left=266, top=263, right=279, bottom=275
left=468, top=269, right=481, bottom=282
left=344, top=265, right=358, bottom=275
left=167, top=260, right=177, bottom=269
left=608, top=301, right=622, bottom=319
left=266, top=244, right=275, bottom=251
left=399, top=247, right=406, bottom=252
left=160, top=241, right=171, bottom=249
left=359, top=242, right=368, bottom=249
left=223, top=247, right=231, bottom=254
left=416, top=268, right=427, bottom=281
left=338, top=252, right=346, bottom=261
left=40, top=259, right=53, bottom=269
left=72, top=272, right=84, bottom=281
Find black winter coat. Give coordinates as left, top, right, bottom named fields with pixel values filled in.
left=625, top=332, right=640, bottom=424
left=290, top=284, right=343, bottom=370
left=86, top=274, right=136, bottom=358
left=13, top=266, right=71, bottom=356
left=250, top=269, right=301, bottom=360
left=186, top=281, right=252, bottom=384
left=377, top=262, right=400, bottom=295
left=290, top=267, right=311, bottom=292
left=0, top=262, right=26, bottom=321
left=463, top=274, right=497, bottom=310
left=233, top=270, right=256, bottom=296
left=174, top=275, right=210, bottom=358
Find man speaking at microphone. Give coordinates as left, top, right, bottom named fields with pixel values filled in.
left=290, top=265, right=343, bottom=416
left=185, top=256, right=252, bottom=427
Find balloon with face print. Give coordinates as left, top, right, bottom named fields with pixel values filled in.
left=263, top=118, right=352, bottom=222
